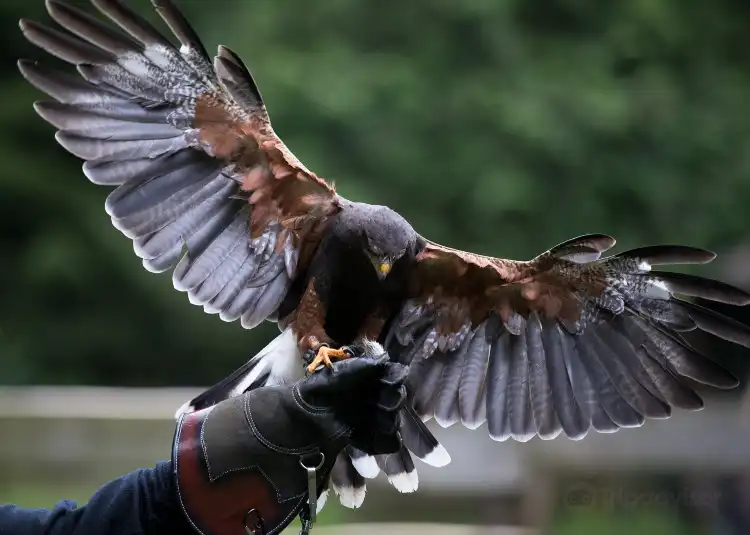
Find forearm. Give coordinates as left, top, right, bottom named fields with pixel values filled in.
left=0, top=461, right=192, bottom=535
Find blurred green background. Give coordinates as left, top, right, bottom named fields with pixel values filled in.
left=2, top=0, right=750, bottom=534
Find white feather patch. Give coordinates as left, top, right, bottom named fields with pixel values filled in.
left=233, top=327, right=302, bottom=394
left=360, top=338, right=385, bottom=357
left=172, top=327, right=302, bottom=420
left=388, top=470, right=419, bottom=493
left=646, top=279, right=671, bottom=299
left=332, top=482, right=367, bottom=509
left=351, top=455, right=381, bottom=479
left=421, top=443, right=451, bottom=467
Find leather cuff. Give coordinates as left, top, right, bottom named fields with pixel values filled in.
left=172, top=409, right=307, bottom=535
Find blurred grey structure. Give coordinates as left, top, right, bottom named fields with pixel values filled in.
left=2, top=386, right=750, bottom=532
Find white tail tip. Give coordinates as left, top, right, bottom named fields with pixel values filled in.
left=421, top=443, right=451, bottom=467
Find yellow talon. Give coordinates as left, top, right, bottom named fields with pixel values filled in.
left=306, top=346, right=350, bottom=374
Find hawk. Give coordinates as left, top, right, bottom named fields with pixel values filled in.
left=19, top=0, right=750, bottom=510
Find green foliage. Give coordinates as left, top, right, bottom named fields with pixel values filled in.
left=2, top=0, right=750, bottom=386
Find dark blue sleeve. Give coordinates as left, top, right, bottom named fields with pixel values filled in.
left=0, top=461, right=193, bottom=535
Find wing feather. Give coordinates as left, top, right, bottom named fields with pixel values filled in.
left=458, top=322, right=490, bottom=430
left=434, top=332, right=472, bottom=428
left=526, top=313, right=562, bottom=440
left=507, top=327, right=535, bottom=442
left=19, top=0, right=339, bottom=328
left=388, top=234, right=750, bottom=441
left=485, top=330, right=512, bottom=441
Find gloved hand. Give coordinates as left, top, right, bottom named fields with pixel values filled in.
left=172, top=351, right=407, bottom=535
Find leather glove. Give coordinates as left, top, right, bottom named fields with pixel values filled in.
left=172, top=352, right=407, bottom=535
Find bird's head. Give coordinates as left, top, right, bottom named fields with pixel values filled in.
left=361, top=206, right=416, bottom=280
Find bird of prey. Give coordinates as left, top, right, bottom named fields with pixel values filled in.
left=18, top=0, right=750, bottom=511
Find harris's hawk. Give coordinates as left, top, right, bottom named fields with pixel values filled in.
left=18, top=0, right=750, bottom=510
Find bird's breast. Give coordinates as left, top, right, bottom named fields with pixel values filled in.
left=319, top=259, right=405, bottom=346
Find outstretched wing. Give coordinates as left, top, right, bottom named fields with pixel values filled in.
left=387, top=233, right=750, bottom=441
left=18, top=0, right=339, bottom=328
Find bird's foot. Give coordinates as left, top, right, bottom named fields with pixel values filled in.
left=304, top=344, right=356, bottom=374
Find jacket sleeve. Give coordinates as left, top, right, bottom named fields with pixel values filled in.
left=0, top=461, right=193, bottom=535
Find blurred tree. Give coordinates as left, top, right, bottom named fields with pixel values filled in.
left=1, top=0, right=750, bottom=386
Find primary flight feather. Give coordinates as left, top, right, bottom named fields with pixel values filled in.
left=18, top=0, right=750, bottom=509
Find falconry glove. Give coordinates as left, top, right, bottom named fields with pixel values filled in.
left=172, top=353, right=407, bottom=535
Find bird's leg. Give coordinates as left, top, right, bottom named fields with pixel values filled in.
left=302, top=335, right=355, bottom=374
left=305, top=345, right=350, bottom=374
